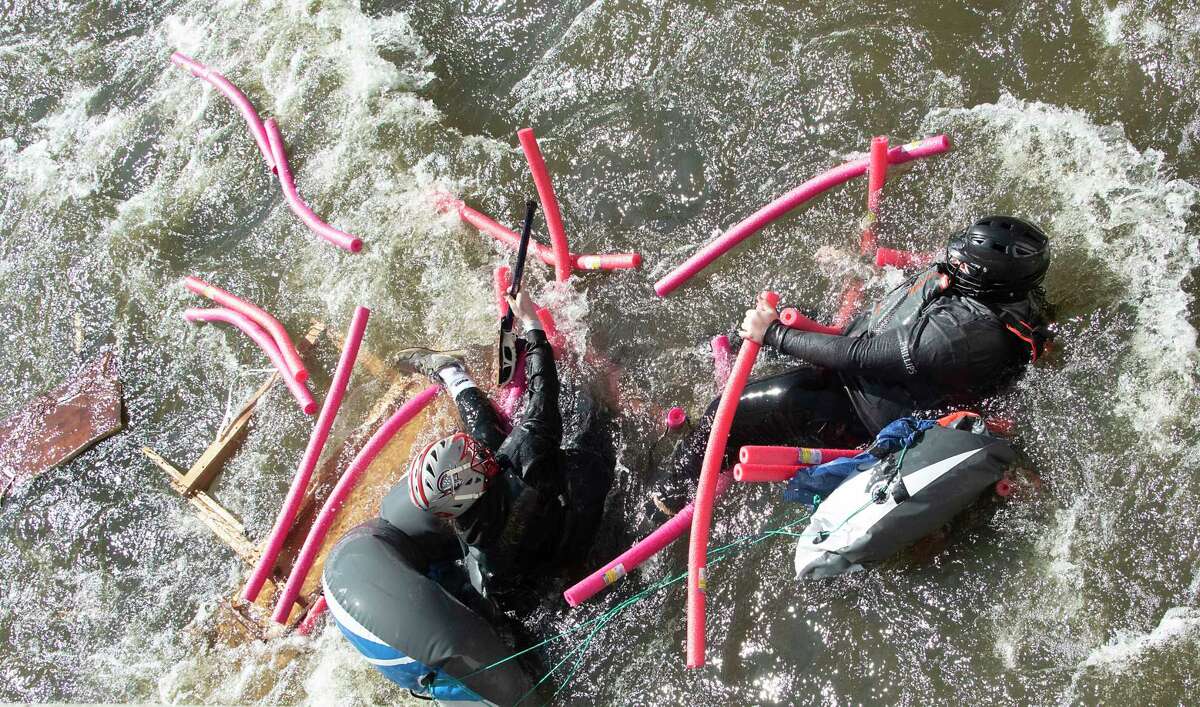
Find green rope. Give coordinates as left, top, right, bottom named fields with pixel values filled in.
left=433, top=486, right=887, bottom=703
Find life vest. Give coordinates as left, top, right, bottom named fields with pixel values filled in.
left=840, top=265, right=1048, bottom=432
left=794, top=414, right=1015, bottom=579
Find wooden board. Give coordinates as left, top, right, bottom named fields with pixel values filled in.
left=0, top=352, right=123, bottom=498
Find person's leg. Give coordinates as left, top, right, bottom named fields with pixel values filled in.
left=655, top=366, right=868, bottom=510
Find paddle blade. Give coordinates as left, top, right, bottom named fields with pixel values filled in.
left=497, top=329, right=518, bottom=385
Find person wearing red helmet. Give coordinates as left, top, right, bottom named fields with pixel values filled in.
left=651, top=215, right=1054, bottom=518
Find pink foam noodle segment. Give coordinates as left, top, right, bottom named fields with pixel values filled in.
left=271, top=385, right=440, bottom=623
left=687, top=290, right=779, bottom=668
left=711, top=335, right=733, bottom=389
left=184, top=307, right=317, bottom=415
left=564, top=471, right=733, bottom=608
left=860, top=135, right=889, bottom=257
left=876, top=247, right=938, bottom=269
left=517, top=128, right=572, bottom=282
left=665, top=407, right=688, bottom=430
left=170, top=52, right=274, bottom=168
left=575, top=253, right=642, bottom=270
left=833, top=279, right=866, bottom=329
left=496, top=352, right=526, bottom=427
left=536, top=307, right=563, bottom=352
left=435, top=194, right=641, bottom=271
left=738, top=445, right=860, bottom=466
left=297, top=595, right=328, bottom=636
left=654, top=135, right=952, bottom=297
left=733, top=463, right=809, bottom=483
left=779, top=308, right=843, bottom=335
left=493, top=266, right=512, bottom=317
left=183, top=275, right=308, bottom=383
left=243, top=306, right=369, bottom=603
left=264, top=119, right=364, bottom=253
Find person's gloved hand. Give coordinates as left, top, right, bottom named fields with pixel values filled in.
left=738, top=299, right=778, bottom=343
left=506, top=290, right=542, bottom=331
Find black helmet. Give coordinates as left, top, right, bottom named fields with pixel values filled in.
left=946, top=215, right=1050, bottom=301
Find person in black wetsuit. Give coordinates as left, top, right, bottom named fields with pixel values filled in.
left=653, top=215, right=1053, bottom=514
left=384, top=289, right=614, bottom=605
left=321, top=290, right=614, bottom=704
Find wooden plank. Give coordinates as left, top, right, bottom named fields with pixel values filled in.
left=180, top=321, right=326, bottom=495
left=143, top=446, right=259, bottom=564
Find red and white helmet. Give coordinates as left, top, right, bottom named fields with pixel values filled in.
left=407, top=433, right=499, bottom=518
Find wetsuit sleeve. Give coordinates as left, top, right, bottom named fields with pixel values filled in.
left=495, top=329, right=563, bottom=487
left=763, top=322, right=912, bottom=380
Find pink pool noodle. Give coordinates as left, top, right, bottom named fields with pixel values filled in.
left=272, top=385, right=440, bottom=623
left=876, top=247, right=937, bottom=269
left=517, top=128, right=572, bottom=282
left=493, top=266, right=512, bottom=317
left=739, top=445, right=860, bottom=466
left=833, top=280, right=865, bottom=329
left=654, top=135, right=952, bottom=296
left=860, top=136, right=889, bottom=256
left=564, top=472, right=733, bottom=607
left=297, top=595, right=328, bottom=636
left=710, top=335, right=732, bottom=389
left=184, top=275, right=308, bottom=384
left=184, top=307, right=317, bottom=415
left=536, top=307, right=563, bottom=352
left=435, top=195, right=641, bottom=271
left=264, top=119, right=363, bottom=253
left=779, top=308, right=843, bottom=335
left=733, top=463, right=806, bottom=483
left=688, top=290, right=778, bottom=668
left=243, top=306, right=369, bottom=603
left=665, top=407, right=688, bottom=430
left=170, top=52, right=273, bottom=168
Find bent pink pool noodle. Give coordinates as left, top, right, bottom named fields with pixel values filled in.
left=860, top=136, right=889, bottom=256
left=437, top=196, right=641, bottom=271
left=876, top=247, right=937, bottom=269
left=733, top=463, right=807, bottom=483
left=184, top=307, right=317, bottom=415
left=184, top=276, right=308, bottom=384
left=517, top=128, right=572, bottom=282
left=739, top=445, right=859, bottom=466
left=654, top=135, right=952, bottom=296
left=779, top=308, right=843, bottom=335
left=711, top=335, right=732, bottom=389
left=536, top=307, right=563, bottom=352
left=297, top=595, right=328, bottom=636
left=243, top=306, right=369, bottom=603
left=564, top=472, right=733, bottom=608
left=272, top=384, right=440, bottom=623
left=264, top=119, right=363, bottom=253
left=170, top=52, right=273, bottom=168
left=688, top=290, right=778, bottom=668
left=493, top=266, right=512, bottom=317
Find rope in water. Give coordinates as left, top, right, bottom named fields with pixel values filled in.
left=431, top=491, right=878, bottom=704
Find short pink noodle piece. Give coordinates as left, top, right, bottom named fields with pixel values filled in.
left=264, top=119, right=364, bottom=253
left=779, top=308, right=843, bottom=335
left=654, top=135, right=952, bottom=297
left=710, top=335, right=732, bottom=389
left=296, top=595, right=328, bottom=636
left=859, top=135, right=889, bottom=257
left=733, top=462, right=806, bottom=483
left=184, top=276, right=308, bottom=383
left=184, top=307, right=317, bottom=415
left=876, top=247, right=937, bottom=269
left=563, top=472, right=733, bottom=607
left=170, top=52, right=274, bottom=168
left=493, top=266, right=512, bottom=317
left=687, top=290, right=779, bottom=668
left=271, top=385, right=440, bottom=624
left=738, top=445, right=859, bottom=466
left=665, top=407, right=688, bottom=430
left=243, top=306, right=370, bottom=603
left=517, top=128, right=572, bottom=282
